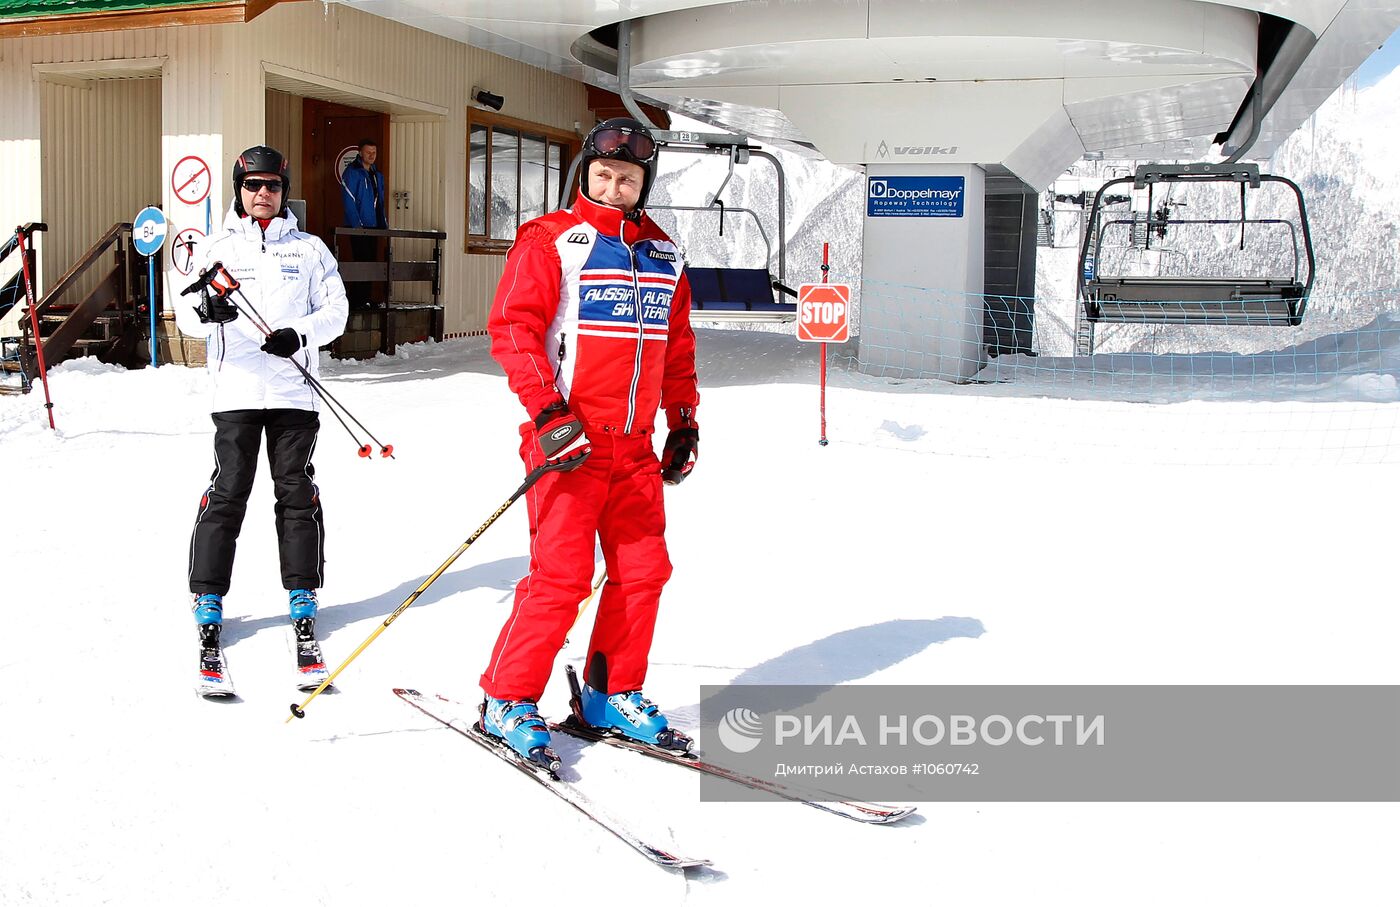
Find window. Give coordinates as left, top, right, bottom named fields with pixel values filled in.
left=468, top=112, right=576, bottom=253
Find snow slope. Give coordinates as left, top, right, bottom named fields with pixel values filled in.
left=2, top=329, right=1398, bottom=906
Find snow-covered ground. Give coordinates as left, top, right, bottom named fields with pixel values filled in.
left=2, top=328, right=1397, bottom=905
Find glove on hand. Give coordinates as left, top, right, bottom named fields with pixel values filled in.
left=661, top=408, right=699, bottom=485
left=260, top=328, right=303, bottom=358
left=534, top=401, right=591, bottom=470
left=661, top=428, right=698, bottom=484
left=195, top=292, right=238, bottom=325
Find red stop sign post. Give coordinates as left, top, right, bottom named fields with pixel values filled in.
left=796, top=244, right=850, bottom=445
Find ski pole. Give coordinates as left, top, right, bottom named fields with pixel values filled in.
left=15, top=224, right=54, bottom=429
left=189, top=264, right=395, bottom=458
left=286, top=457, right=579, bottom=722
left=575, top=568, right=606, bottom=630
left=563, top=568, right=606, bottom=647
left=184, top=267, right=369, bottom=454
left=213, top=268, right=395, bottom=459
left=316, top=386, right=373, bottom=456
left=224, top=279, right=395, bottom=459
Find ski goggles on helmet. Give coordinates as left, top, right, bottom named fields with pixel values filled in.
left=241, top=177, right=285, bottom=193
left=590, top=126, right=657, bottom=164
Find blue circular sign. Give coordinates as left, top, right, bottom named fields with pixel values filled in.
left=132, top=206, right=168, bottom=257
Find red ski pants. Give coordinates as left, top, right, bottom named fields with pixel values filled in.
left=480, top=426, right=672, bottom=701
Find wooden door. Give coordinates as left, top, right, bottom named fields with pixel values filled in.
left=301, top=99, right=390, bottom=252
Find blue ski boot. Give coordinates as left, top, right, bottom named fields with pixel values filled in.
left=192, top=594, right=233, bottom=697
left=578, top=683, right=693, bottom=752
left=289, top=589, right=317, bottom=621
left=192, top=592, right=223, bottom=627
left=289, top=589, right=320, bottom=646
left=288, top=590, right=329, bottom=690
left=479, top=697, right=561, bottom=772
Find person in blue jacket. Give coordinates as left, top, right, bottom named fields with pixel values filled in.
left=341, top=139, right=386, bottom=306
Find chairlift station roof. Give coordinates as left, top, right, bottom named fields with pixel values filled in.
left=328, top=0, right=1400, bottom=190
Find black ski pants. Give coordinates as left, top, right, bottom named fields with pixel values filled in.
left=188, top=408, right=324, bottom=596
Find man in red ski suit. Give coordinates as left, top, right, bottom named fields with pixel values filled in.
left=478, top=118, right=699, bottom=767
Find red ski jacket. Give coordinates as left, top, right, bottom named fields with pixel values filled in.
left=489, top=193, right=699, bottom=436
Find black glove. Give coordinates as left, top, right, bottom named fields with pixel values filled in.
left=260, top=328, right=304, bottom=358
left=661, top=426, right=699, bottom=485
left=194, top=292, right=238, bottom=325
left=534, top=400, right=591, bottom=470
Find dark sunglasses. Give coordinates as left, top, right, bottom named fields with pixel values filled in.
left=241, top=178, right=284, bottom=193
left=592, top=127, right=657, bottom=163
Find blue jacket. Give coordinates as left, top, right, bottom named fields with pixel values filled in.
left=342, top=157, right=386, bottom=228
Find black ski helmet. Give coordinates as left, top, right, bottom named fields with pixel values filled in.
left=232, top=145, right=290, bottom=216
left=580, top=117, right=658, bottom=216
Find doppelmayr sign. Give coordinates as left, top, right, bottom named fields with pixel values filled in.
left=867, top=176, right=965, bottom=218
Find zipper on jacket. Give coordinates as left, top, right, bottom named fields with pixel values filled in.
left=554, top=332, right=567, bottom=382
left=623, top=235, right=645, bottom=434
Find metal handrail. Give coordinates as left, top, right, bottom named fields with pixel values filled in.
left=1095, top=217, right=1303, bottom=284
left=647, top=204, right=773, bottom=268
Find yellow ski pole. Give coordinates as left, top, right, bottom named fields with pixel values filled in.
left=563, top=568, right=607, bottom=647
left=286, top=458, right=573, bottom=722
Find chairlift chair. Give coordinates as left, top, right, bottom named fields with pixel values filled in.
left=557, top=125, right=798, bottom=323
left=648, top=133, right=797, bottom=323
left=1078, top=162, right=1314, bottom=327
left=654, top=198, right=796, bottom=322
left=564, top=130, right=796, bottom=323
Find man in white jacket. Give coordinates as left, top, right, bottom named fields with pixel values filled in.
left=174, top=146, right=348, bottom=683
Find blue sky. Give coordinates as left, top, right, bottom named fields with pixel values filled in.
left=1353, top=25, right=1400, bottom=86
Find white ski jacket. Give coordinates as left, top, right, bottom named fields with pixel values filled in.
left=175, top=205, right=348, bottom=414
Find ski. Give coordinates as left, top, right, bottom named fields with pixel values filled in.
left=556, top=665, right=914, bottom=824
left=551, top=716, right=917, bottom=825
left=195, top=626, right=236, bottom=699
left=393, top=688, right=711, bottom=870
left=290, top=620, right=331, bottom=692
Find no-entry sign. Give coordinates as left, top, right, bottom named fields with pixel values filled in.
left=171, top=155, right=212, bottom=206
left=796, top=283, right=851, bottom=343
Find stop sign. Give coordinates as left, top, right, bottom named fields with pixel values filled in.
left=796, top=283, right=851, bottom=343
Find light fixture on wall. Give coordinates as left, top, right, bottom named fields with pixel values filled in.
left=471, top=86, right=504, bottom=112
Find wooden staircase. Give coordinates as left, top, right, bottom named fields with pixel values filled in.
left=3, top=222, right=156, bottom=385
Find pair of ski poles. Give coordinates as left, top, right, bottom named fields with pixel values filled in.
left=181, top=262, right=394, bottom=459
left=286, top=456, right=598, bottom=721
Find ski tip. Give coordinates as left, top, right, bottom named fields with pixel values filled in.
left=655, top=854, right=713, bottom=869
left=853, top=805, right=918, bottom=824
